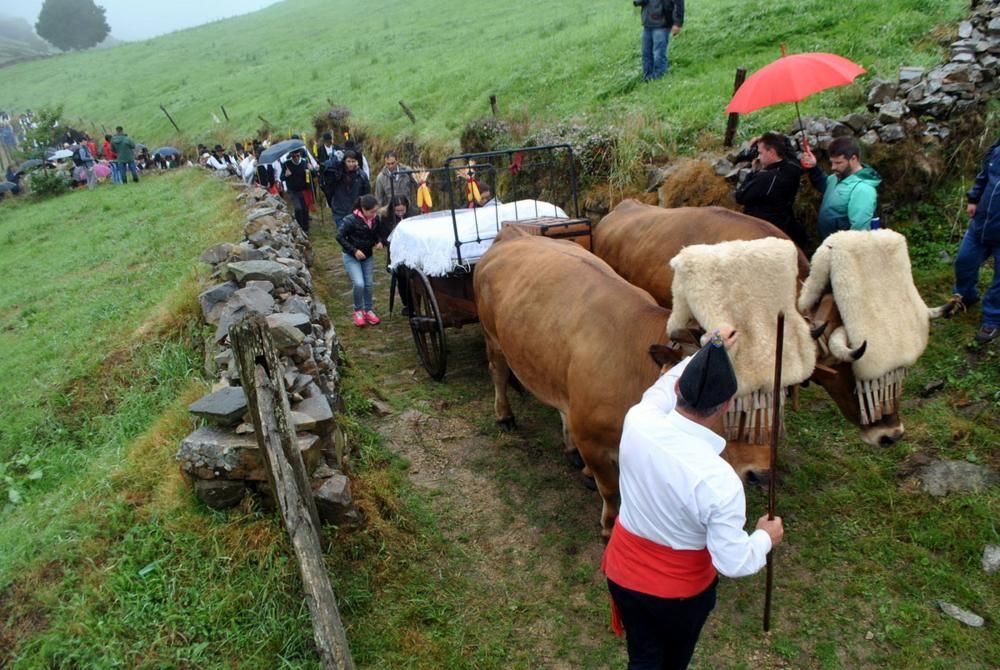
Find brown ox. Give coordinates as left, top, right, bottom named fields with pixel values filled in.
left=592, top=200, right=931, bottom=446
left=474, top=234, right=771, bottom=537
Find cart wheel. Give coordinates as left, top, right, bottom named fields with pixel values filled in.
left=407, top=269, right=447, bottom=380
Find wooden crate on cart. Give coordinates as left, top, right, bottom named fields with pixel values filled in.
left=501, top=217, right=592, bottom=251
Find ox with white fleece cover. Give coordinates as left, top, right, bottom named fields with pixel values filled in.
left=388, top=199, right=567, bottom=276
left=666, top=238, right=816, bottom=443
left=798, top=229, right=930, bottom=382
left=667, top=238, right=817, bottom=394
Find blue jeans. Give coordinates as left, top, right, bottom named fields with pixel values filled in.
left=953, top=222, right=1000, bottom=327
left=641, top=27, right=670, bottom=80
left=118, top=161, right=139, bottom=183
left=342, top=253, right=374, bottom=311
left=110, top=161, right=122, bottom=184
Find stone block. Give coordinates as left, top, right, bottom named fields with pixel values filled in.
left=188, top=386, right=248, bottom=426
left=198, top=281, right=239, bottom=324
left=227, top=260, right=291, bottom=285
left=193, top=478, right=247, bottom=509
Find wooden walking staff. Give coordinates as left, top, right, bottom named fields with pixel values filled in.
left=763, top=310, right=784, bottom=632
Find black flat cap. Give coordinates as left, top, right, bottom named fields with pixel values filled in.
left=679, top=332, right=738, bottom=412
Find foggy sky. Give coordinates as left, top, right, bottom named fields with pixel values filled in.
left=4, top=0, right=282, bottom=41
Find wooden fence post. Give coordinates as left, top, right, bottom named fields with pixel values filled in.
left=221, top=105, right=230, bottom=122
left=723, top=67, right=747, bottom=148
left=230, top=315, right=355, bottom=670
left=489, top=94, right=499, bottom=117
left=398, top=100, right=417, bottom=124
left=159, top=104, right=181, bottom=133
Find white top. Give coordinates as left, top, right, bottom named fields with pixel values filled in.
left=388, top=199, right=567, bottom=276
left=617, top=357, right=772, bottom=578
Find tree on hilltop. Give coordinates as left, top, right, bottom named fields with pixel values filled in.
left=35, top=0, right=110, bottom=51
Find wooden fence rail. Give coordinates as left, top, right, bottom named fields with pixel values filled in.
left=230, top=315, right=355, bottom=670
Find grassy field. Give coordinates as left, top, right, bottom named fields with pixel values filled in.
left=0, top=0, right=968, bottom=154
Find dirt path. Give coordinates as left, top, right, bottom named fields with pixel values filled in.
left=313, top=235, right=622, bottom=668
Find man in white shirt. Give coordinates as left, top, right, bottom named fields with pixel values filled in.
left=603, top=328, right=784, bottom=669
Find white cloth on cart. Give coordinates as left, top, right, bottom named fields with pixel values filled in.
left=388, top=199, right=567, bottom=276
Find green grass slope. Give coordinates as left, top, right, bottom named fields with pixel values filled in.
left=0, top=0, right=968, bottom=150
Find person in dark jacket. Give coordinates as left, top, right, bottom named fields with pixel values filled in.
left=110, top=126, right=139, bottom=183
left=953, top=136, right=1000, bottom=343
left=635, top=0, right=684, bottom=80
left=281, top=149, right=312, bottom=233
left=324, top=150, right=372, bottom=229
left=378, top=195, right=419, bottom=315
left=336, top=194, right=389, bottom=326
left=733, top=132, right=808, bottom=250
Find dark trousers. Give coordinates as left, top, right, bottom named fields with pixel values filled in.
left=289, top=190, right=309, bottom=233
left=607, top=577, right=717, bottom=670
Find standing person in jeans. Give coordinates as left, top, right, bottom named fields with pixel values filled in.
left=110, top=126, right=139, bottom=183
left=634, top=0, right=684, bottom=81
left=336, top=194, right=390, bottom=327
left=281, top=149, right=312, bottom=234
left=952, top=135, right=1000, bottom=343
left=324, top=150, right=371, bottom=230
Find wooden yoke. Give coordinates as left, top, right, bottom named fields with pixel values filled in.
left=230, top=315, right=355, bottom=670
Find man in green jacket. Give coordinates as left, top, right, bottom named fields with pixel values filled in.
left=801, top=137, right=881, bottom=240
left=111, top=126, right=139, bottom=184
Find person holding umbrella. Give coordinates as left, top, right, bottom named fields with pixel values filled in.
left=634, top=0, right=684, bottom=81
left=800, top=137, right=881, bottom=240
left=602, top=328, right=783, bottom=670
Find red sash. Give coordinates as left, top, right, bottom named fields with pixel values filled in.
left=602, top=518, right=716, bottom=636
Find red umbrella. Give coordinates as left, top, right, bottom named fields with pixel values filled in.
left=725, top=49, right=866, bottom=141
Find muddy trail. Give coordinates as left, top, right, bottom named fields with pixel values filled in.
left=310, top=228, right=792, bottom=669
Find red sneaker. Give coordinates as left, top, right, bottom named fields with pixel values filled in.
left=364, top=310, right=381, bottom=325
left=353, top=310, right=366, bottom=327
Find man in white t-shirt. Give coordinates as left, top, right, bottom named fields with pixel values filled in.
left=603, top=328, right=784, bottom=669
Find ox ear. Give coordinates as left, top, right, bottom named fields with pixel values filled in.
left=649, top=344, right=683, bottom=368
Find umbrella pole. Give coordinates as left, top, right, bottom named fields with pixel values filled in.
left=794, top=101, right=809, bottom=153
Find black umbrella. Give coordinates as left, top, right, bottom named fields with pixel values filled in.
left=258, top=139, right=305, bottom=164
left=153, top=146, right=181, bottom=157
left=0, top=181, right=17, bottom=193
left=17, top=159, right=43, bottom=173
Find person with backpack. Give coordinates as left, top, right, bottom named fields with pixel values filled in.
left=634, top=0, right=684, bottom=80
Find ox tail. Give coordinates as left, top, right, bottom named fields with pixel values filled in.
left=927, top=294, right=965, bottom=320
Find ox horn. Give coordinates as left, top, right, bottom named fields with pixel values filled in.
left=828, top=326, right=867, bottom=362
left=810, top=321, right=828, bottom=339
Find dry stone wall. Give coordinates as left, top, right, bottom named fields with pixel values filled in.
left=176, top=182, right=360, bottom=526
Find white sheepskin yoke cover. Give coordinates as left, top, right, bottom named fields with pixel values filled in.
left=798, top=229, right=929, bottom=424
left=667, top=238, right=816, bottom=443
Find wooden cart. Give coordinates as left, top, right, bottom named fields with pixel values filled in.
left=388, top=145, right=590, bottom=379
